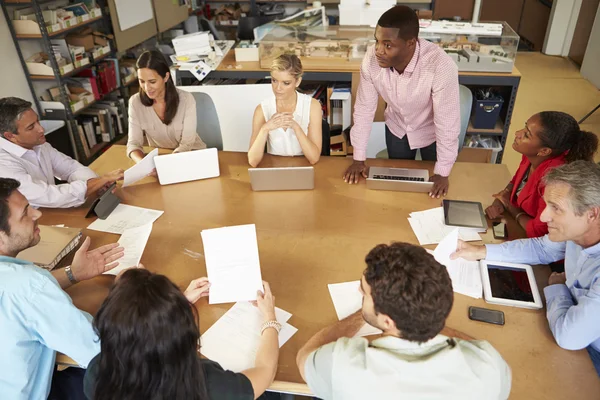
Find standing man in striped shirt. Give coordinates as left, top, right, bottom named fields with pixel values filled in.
left=343, top=6, right=461, bottom=198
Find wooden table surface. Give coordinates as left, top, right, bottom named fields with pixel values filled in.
left=46, top=145, right=599, bottom=398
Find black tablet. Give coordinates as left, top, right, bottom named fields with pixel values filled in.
left=443, top=199, right=487, bottom=229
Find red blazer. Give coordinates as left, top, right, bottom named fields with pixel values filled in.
left=509, top=154, right=567, bottom=238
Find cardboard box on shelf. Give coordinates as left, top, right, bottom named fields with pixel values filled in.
left=26, top=52, right=74, bottom=76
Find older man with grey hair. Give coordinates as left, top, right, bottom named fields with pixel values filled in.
left=452, top=160, right=600, bottom=376
left=0, top=97, right=123, bottom=208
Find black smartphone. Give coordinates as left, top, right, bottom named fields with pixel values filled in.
left=492, top=222, right=507, bottom=240
left=468, top=306, right=505, bottom=325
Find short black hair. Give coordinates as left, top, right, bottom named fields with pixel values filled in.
left=0, top=178, right=21, bottom=235
left=377, top=6, right=420, bottom=41
left=364, top=242, right=453, bottom=342
left=0, top=97, right=32, bottom=138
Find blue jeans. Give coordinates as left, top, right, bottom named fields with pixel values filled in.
left=587, top=346, right=600, bottom=377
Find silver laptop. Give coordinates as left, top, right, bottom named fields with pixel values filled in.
left=249, top=167, right=314, bottom=191
left=366, top=167, right=433, bottom=193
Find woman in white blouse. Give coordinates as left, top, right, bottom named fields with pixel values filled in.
left=127, top=50, right=206, bottom=163
left=248, top=54, right=323, bottom=167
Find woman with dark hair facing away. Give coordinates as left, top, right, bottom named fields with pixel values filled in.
left=486, top=111, right=598, bottom=237
left=127, top=50, right=206, bottom=163
left=83, top=269, right=279, bottom=400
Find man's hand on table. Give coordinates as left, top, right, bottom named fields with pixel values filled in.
left=343, top=161, right=368, bottom=184
left=429, top=174, right=449, bottom=198
left=548, top=272, right=567, bottom=286
left=450, top=239, right=486, bottom=261
left=71, top=237, right=124, bottom=282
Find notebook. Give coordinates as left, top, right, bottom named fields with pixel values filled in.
left=17, top=226, right=82, bottom=270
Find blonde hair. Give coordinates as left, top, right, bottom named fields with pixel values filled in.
left=271, top=53, right=303, bottom=80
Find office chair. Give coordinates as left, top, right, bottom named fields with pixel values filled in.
left=375, top=84, right=473, bottom=159
left=190, top=92, right=224, bottom=150
left=321, top=118, right=331, bottom=156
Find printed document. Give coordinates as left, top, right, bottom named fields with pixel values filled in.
left=433, top=228, right=482, bottom=299
left=328, top=281, right=382, bottom=337
left=87, top=204, right=164, bottom=235
left=201, top=224, right=263, bottom=304
left=104, top=223, right=153, bottom=276
left=200, top=302, right=297, bottom=372
left=408, top=207, right=482, bottom=245
left=123, top=148, right=158, bottom=187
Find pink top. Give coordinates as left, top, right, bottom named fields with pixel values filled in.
left=350, top=39, right=461, bottom=177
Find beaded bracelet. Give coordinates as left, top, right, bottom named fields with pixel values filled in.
left=260, top=320, right=282, bottom=335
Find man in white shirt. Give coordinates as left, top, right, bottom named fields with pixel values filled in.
left=0, top=97, right=124, bottom=208
left=296, top=242, right=512, bottom=400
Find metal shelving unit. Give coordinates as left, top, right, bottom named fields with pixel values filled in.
left=0, top=0, right=127, bottom=164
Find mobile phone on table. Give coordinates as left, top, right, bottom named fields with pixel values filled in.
left=468, top=306, right=505, bottom=325
left=492, top=222, right=507, bottom=240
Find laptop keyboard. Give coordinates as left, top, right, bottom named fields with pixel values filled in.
left=372, top=174, right=426, bottom=182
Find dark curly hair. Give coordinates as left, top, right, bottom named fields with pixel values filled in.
left=0, top=178, right=20, bottom=235
left=364, top=242, right=454, bottom=342
left=92, top=269, right=208, bottom=400
left=538, top=111, right=598, bottom=163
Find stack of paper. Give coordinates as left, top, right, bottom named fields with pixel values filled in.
left=201, top=224, right=263, bottom=304
left=408, top=207, right=482, bottom=245
left=200, top=302, right=298, bottom=372
left=172, top=31, right=211, bottom=57
left=328, top=281, right=382, bottom=337
left=104, top=223, right=153, bottom=276
left=87, top=204, right=164, bottom=234
left=432, top=228, right=482, bottom=299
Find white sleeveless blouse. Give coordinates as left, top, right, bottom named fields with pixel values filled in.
left=261, top=91, right=312, bottom=156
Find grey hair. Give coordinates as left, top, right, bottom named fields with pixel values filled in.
left=543, top=160, right=600, bottom=216
left=0, top=97, right=33, bottom=138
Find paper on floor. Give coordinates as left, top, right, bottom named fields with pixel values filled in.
left=433, top=228, right=482, bottom=299
left=328, top=281, right=382, bottom=337
left=201, top=224, right=264, bottom=304
left=408, top=207, right=482, bottom=245
left=123, top=148, right=158, bottom=187
left=87, top=204, right=164, bottom=235
left=104, top=223, right=153, bottom=276
left=200, top=302, right=296, bottom=372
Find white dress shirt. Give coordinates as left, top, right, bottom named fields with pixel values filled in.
left=304, top=334, right=512, bottom=400
left=0, top=137, right=97, bottom=208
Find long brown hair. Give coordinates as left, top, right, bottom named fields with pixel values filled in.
left=92, top=269, right=208, bottom=400
left=136, top=50, right=179, bottom=125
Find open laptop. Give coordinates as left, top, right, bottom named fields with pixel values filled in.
left=249, top=167, right=314, bottom=191
left=155, top=148, right=220, bottom=185
left=366, top=167, right=433, bottom=193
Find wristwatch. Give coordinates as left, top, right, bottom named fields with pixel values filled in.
left=65, top=265, right=78, bottom=284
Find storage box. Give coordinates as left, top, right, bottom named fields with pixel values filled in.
left=472, top=97, right=504, bottom=129
left=234, top=44, right=259, bottom=62
left=26, top=53, right=74, bottom=76
left=91, top=45, right=111, bottom=60
left=464, top=135, right=503, bottom=164
left=68, top=86, right=95, bottom=105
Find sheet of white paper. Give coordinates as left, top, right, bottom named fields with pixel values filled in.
left=114, top=0, right=154, bottom=31
left=104, top=223, right=153, bottom=276
left=87, top=204, right=164, bottom=235
left=123, top=148, right=158, bottom=187
left=408, top=207, right=482, bottom=245
left=201, top=224, right=263, bottom=304
left=328, top=281, right=382, bottom=337
left=433, top=228, right=482, bottom=298
left=200, top=302, right=296, bottom=372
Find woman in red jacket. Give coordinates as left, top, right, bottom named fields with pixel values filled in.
left=486, top=111, right=598, bottom=237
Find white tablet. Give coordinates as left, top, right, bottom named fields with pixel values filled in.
left=155, top=148, right=220, bottom=185
left=479, top=261, right=543, bottom=309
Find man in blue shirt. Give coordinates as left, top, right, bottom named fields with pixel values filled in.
left=0, top=177, right=124, bottom=399
left=452, top=160, right=600, bottom=376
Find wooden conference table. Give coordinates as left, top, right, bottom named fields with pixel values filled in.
left=46, top=145, right=600, bottom=399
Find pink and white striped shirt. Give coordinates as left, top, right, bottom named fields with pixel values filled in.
left=350, top=39, right=461, bottom=177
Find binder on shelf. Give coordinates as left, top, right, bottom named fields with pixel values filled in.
left=17, top=226, right=83, bottom=271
